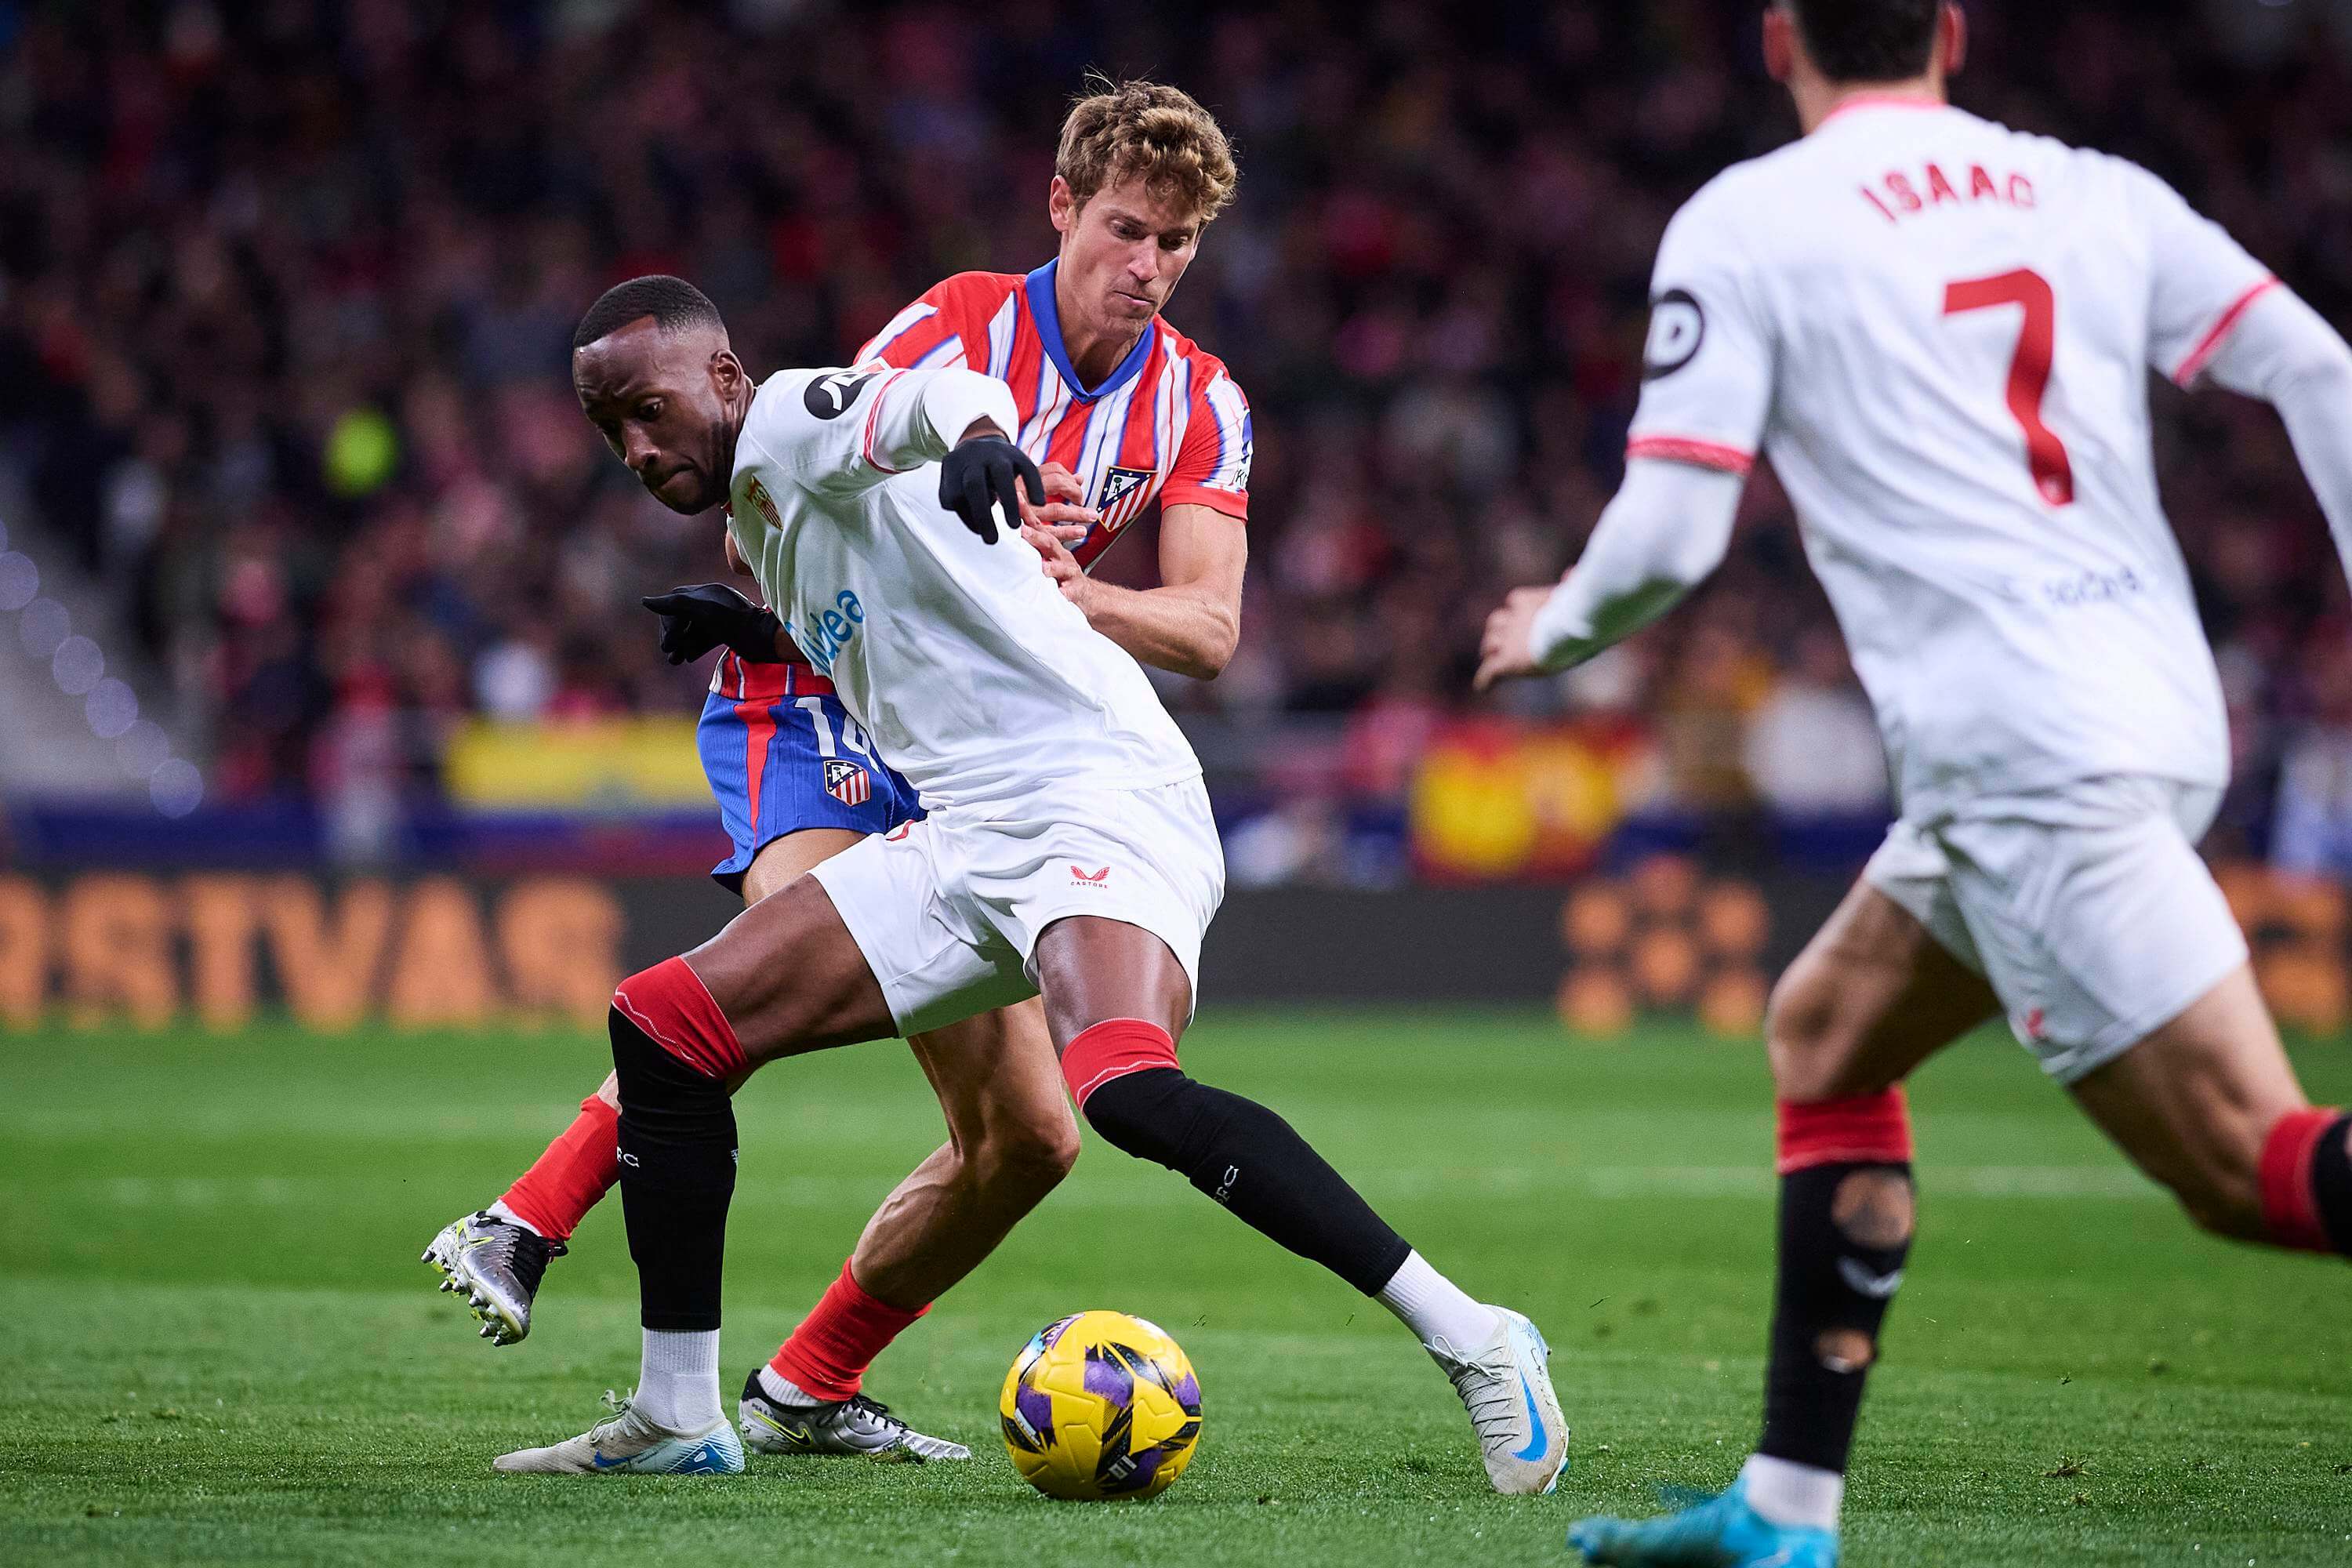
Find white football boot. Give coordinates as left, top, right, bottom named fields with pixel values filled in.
left=494, top=1392, right=743, bottom=1475
left=1426, top=1305, right=1570, bottom=1495
left=421, top=1211, right=564, bottom=1346
left=737, top=1370, right=970, bottom=1461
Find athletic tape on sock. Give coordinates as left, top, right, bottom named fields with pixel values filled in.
left=2259, top=1106, right=2340, bottom=1252
left=613, top=956, right=745, bottom=1080
left=1777, top=1089, right=1913, bottom=1175
left=1060, top=1017, right=1181, bottom=1109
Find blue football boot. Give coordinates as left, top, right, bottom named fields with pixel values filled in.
left=1570, top=1478, right=1838, bottom=1567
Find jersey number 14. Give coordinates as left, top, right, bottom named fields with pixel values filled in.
left=1944, top=268, right=2075, bottom=507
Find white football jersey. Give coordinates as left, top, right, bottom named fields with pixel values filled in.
left=724, top=365, right=1202, bottom=812
left=1631, top=97, right=2277, bottom=817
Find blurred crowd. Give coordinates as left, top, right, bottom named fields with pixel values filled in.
left=9, top=0, right=2352, bottom=868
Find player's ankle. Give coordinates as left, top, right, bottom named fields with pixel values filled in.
left=636, top=1328, right=724, bottom=1430
left=2259, top=1107, right=2352, bottom=1254
left=1740, top=1452, right=1844, bottom=1532
left=485, top=1199, right=543, bottom=1238
left=1375, top=1250, right=1497, bottom=1352
left=755, top=1364, right=832, bottom=1409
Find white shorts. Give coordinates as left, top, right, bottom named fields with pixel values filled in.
left=809, top=778, right=1225, bottom=1037
left=1863, top=775, right=2247, bottom=1084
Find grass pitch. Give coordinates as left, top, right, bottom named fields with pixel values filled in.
left=3, top=1010, right=2350, bottom=1566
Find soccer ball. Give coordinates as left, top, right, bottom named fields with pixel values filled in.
left=997, top=1309, right=1202, bottom=1501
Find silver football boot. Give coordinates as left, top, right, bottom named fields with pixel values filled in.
left=737, top=1370, right=971, bottom=1461
left=421, top=1210, right=564, bottom=1346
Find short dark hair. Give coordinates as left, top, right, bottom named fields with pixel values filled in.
left=1788, top=0, right=1941, bottom=84
left=572, top=274, right=724, bottom=351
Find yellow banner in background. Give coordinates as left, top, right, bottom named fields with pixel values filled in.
left=446, top=719, right=708, bottom=808
left=1411, top=720, right=1646, bottom=880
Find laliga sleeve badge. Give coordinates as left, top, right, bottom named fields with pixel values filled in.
left=804, top=370, right=878, bottom=419
left=1642, top=288, right=1707, bottom=380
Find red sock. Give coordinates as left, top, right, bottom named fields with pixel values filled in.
left=2259, top=1106, right=2346, bottom=1253
left=613, top=955, right=745, bottom=1079
left=768, top=1259, right=930, bottom=1402
left=1776, top=1087, right=1914, bottom=1174
left=1059, top=1017, right=1181, bottom=1110
left=499, top=1094, right=621, bottom=1242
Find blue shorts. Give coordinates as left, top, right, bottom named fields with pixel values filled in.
left=697, top=655, right=923, bottom=895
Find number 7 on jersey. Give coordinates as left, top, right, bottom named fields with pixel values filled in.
left=1944, top=268, right=2075, bottom=507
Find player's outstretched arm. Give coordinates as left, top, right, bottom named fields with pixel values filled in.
left=1475, top=457, right=1744, bottom=690
left=1027, top=503, right=1246, bottom=680
left=2199, top=287, right=2352, bottom=576
left=641, top=583, right=786, bottom=666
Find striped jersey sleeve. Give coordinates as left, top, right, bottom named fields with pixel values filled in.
left=1162, top=349, right=1251, bottom=520
left=855, top=272, right=1025, bottom=378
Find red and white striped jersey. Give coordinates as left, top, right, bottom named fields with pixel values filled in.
left=717, top=261, right=1253, bottom=702
left=855, top=262, right=1252, bottom=564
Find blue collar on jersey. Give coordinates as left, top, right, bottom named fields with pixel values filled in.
left=1025, top=260, right=1156, bottom=404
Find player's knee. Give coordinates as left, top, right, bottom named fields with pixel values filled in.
left=1832, top=1167, right=1916, bottom=1250
left=974, top=1112, right=1082, bottom=1196
left=1765, top=966, right=1849, bottom=1102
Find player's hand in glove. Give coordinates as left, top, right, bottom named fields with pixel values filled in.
left=939, top=435, right=1045, bottom=546
left=641, top=583, right=785, bottom=666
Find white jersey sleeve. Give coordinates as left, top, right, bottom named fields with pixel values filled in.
left=738, top=366, right=1019, bottom=499
left=1624, top=187, right=1775, bottom=477
left=722, top=369, right=1200, bottom=815
left=2121, top=164, right=2278, bottom=386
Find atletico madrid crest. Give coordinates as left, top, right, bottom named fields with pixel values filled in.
left=823, top=758, right=871, bottom=807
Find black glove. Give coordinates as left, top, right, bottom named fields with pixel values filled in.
left=640, top=583, right=785, bottom=666
left=937, top=434, right=1045, bottom=545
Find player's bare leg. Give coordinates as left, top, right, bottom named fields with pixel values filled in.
left=1766, top=879, right=1999, bottom=1101
left=1577, top=881, right=1993, bottom=1563
left=745, top=996, right=1074, bottom=1461
left=851, top=1003, right=1076, bottom=1301
left=495, top=872, right=896, bottom=1474
left=454, top=817, right=1075, bottom=1459
left=1030, top=915, right=1568, bottom=1494
left=2069, top=964, right=2347, bottom=1249
left=425, top=829, right=855, bottom=1345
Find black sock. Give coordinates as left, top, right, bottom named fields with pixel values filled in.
left=609, top=1006, right=737, bottom=1332
left=1758, top=1160, right=1915, bottom=1474
left=2311, top=1114, right=2352, bottom=1254
left=1080, top=1067, right=1412, bottom=1295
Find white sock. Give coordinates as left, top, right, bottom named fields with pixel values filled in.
left=1375, top=1250, right=1497, bottom=1351
left=1740, top=1453, right=1844, bottom=1531
left=633, top=1329, right=723, bottom=1432
left=485, top=1200, right=540, bottom=1237
left=755, top=1365, right=822, bottom=1408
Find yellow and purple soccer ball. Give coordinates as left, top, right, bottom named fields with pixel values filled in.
left=997, top=1309, right=1202, bottom=1500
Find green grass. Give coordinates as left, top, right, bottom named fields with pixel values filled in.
left=3, top=1011, right=2350, bottom=1566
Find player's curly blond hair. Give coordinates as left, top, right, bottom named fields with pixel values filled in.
left=1055, top=78, right=1238, bottom=226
